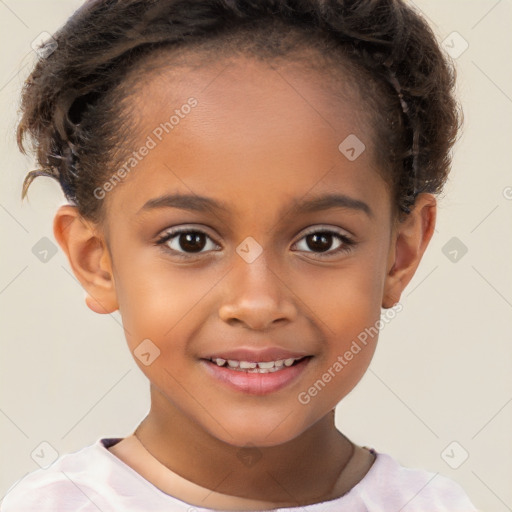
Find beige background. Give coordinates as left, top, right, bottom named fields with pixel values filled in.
left=0, top=1, right=511, bottom=510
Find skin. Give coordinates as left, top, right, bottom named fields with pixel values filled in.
left=53, top=55, right=436, bottom=508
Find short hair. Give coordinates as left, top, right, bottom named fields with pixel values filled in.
left=17, top=0, right=461, bottom=223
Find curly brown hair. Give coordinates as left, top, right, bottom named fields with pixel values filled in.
left=17, top=0, right=461, bottom=223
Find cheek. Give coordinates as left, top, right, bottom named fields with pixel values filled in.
left=289, top=250, right=388, bottom=405
left=292, top=251, right=387, bottom=339
left=113, top=254, right=221, bottom=352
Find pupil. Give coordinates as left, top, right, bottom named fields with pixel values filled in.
left=307, top=232, right=332, bottom=253
left=180, top=232, right=205, bottom=252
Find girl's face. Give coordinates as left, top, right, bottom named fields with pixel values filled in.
left=97, top=56, right=396, bottom=446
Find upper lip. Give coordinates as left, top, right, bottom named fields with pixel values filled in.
left=203, top=347, right=311, bottom=363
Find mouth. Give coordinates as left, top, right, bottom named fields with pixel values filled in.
left=200, top=355, right=313, bottom=395
left=206, top=355, right=309, bottom=373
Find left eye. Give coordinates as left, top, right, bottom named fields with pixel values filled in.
left=293, top=229, right=354, bottom=257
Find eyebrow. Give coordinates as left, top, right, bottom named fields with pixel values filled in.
left=138, top=192, right=373, bottom=218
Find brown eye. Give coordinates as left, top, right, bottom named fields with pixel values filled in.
left=156, top=228, right=220, bottom=257
left=177, top=232, right=207, bottom=253
left=293, top=228, right=355, bottom=258
left=305, top=232, right=335, bottom=253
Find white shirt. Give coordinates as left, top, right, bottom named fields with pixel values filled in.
left=1, top=438, right=477, bottom=511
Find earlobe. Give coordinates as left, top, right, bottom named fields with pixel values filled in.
left=53, top=205, right=118, bottom=314
left=382, top=194, right=437, bottom=309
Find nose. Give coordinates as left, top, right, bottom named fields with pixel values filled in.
left=218, top=250, right=298, bottom=331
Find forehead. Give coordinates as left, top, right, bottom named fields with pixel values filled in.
left=103, top=54, right=390, bottom=224
left=131, top=50, right=374, bottom=143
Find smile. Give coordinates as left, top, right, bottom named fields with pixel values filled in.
left=209, top=356, right=306, bottom=373
left=202, top=356, right=313, bottom=395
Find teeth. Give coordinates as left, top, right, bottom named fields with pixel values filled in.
left=256, top=361, right=275, bottom=369
left=239, top=361, right=257, bottom=369
left=211, top=356, right=305, bottom=372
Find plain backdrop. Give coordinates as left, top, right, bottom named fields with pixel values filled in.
left=0, top=1, right=511, bottom=511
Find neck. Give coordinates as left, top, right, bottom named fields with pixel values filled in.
left=133, top=385, right=354, bottom=507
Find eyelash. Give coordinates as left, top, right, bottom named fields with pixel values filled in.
left=155, top=226, right=356, bottom=260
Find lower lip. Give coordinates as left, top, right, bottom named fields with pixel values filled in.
left=201, top=357, right=312, bottom=395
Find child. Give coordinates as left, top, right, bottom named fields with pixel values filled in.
left=2, top=0, right=478, bottom=510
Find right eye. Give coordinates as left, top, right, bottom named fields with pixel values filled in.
left=155, top=227, right=221, bottom=259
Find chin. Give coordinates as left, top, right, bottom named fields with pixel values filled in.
left=202, top=410, right=313, bottom=449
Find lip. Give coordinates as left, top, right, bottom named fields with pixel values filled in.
left=201, top=356, right=312, bottom=395
left=203, top=347, right=310, bottom=363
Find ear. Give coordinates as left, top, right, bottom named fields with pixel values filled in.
left=382, top=193, right=437, bottom=308
left=53, top=205, right=118, bottom=314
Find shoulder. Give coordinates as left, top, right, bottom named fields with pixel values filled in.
left=0, top=438, right=122, bottom=512
left=353, top=448, right=478, bottom=511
